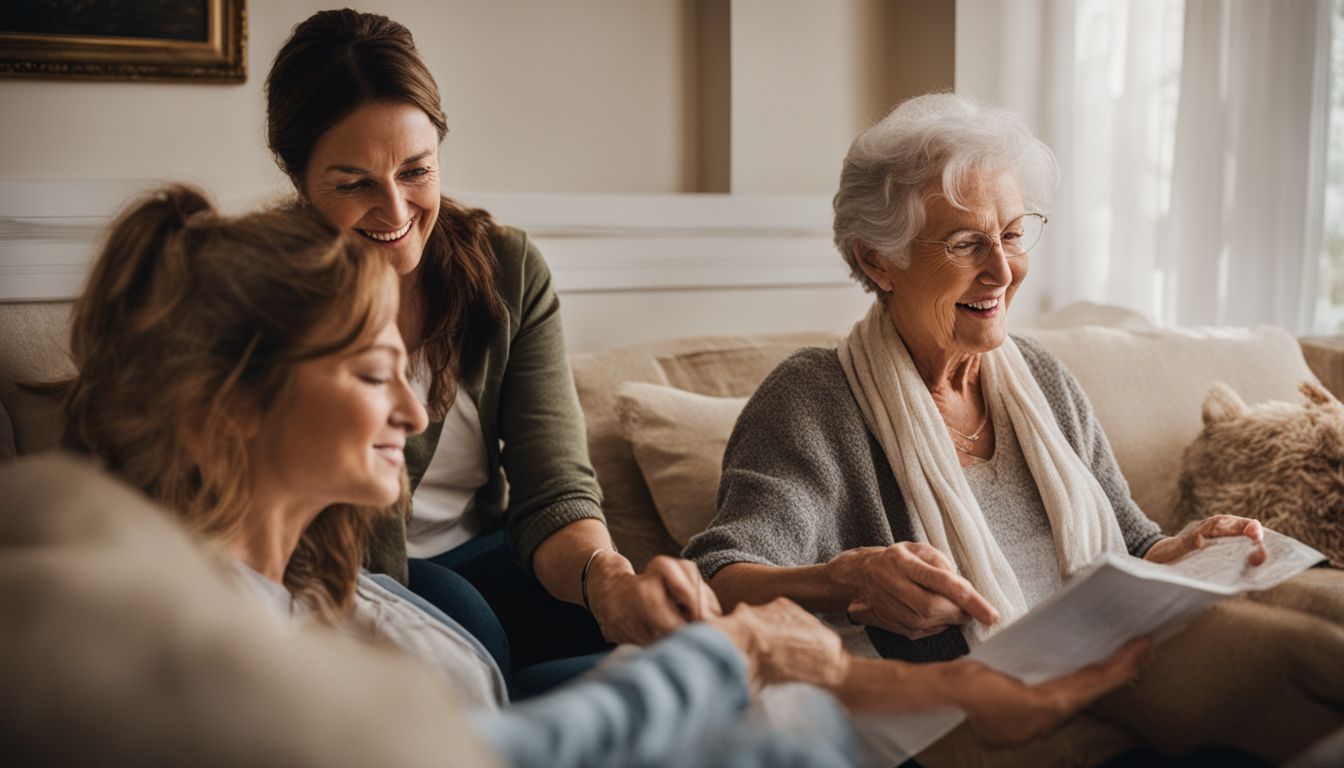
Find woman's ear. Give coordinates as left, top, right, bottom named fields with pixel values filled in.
left=854, top=244, right=894, bottom=293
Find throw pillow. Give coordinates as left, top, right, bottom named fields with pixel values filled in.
left=1174, top=380, right=1344, bottom=567
left=613, top=382, right=747, bottom=547
left=655, top=337, right=836, bottom=397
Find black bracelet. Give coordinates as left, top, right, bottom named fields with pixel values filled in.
left=581, top=549, right=607, bottom=612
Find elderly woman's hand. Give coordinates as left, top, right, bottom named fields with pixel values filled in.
left=586, top=553, right=723, bottom=645
left=951, top=637, right=1151, bottom=748
left=829, top=543, right=999, bottom=639
left=1143, top=515, right=1268, bottom=567
left=708, top=598, right=849, bottom=687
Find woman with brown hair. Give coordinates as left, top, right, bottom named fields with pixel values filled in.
left=57, top=184, right=1149, bottom=767
left=61, top=186, right=433, bottom=626
left=264, top=8, right=701, bottom=675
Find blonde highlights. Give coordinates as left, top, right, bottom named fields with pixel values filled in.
left=63, top=184, right=400, bottom=618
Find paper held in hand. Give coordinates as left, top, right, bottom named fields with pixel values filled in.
left=871, top=529, right=1326, bottom=760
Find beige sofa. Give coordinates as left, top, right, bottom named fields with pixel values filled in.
left=0, top=299, right=1337, bottom=567
left=6, top=298, right=1343, bottom=766
left=569, top=311, right=1334, bottom=569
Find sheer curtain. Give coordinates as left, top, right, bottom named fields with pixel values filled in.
left=956, top=0, right=1333, bottom=331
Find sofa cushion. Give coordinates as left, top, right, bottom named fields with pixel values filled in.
left=570, top=332, right=834, bottom=568
left=0, top=453, right=500, bottom=768
left=0, top=301, right=74, bottom=457
left=656, top=342, right=835, bottom=397
left=592, top=322, right=1317, bottom=559
left=614, top=383, right=747, bottom=547
left=1024, top=325, right=1317, bottom=532
left=1300, top=336, right=1344, bottom=401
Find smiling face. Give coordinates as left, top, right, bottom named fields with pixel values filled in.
left=303, top=101, right=441, bottom=277
left=246, top=318, right=429, bottom=510
left=860, top=170, right=1030, bottom=363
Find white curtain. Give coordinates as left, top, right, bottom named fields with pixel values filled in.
left=956, top=0, right=1333, bottom=331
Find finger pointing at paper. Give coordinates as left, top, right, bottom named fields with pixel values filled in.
left=831, top=542, right=1000, bottom=640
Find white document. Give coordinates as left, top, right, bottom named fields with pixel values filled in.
left=866, top=529, right=1326, bottom=763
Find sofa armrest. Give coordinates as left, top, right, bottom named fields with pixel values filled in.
left=1300, top=336, right=1344, bottom=401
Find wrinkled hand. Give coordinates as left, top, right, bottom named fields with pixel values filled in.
left=709, top=598, right=849, bottom=687
left=831, top=543, right=999, bottom=639
left=1144, top=514, right=1268, bottom=567
left=586, top=553, right=722, bottom=645
left=954, top=638, right=1151, bottom=748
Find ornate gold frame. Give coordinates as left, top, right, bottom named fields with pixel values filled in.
left=0, top=0, right=246, bottom=83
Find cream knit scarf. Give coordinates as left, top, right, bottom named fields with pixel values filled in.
left=838, top=301, right=1125, bottom=645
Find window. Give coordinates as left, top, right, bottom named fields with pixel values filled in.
left=1318, top=0, right=1344, bottom=333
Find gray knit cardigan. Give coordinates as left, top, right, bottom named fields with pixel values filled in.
left=683, top=336, right=1164, bottom=663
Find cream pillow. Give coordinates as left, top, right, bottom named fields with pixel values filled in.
left=613, top=382, right=747, bottom=547
left=1024, top=324, right=1316, bottom=532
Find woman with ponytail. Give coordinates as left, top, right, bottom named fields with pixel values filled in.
left=63, top=185, right=419, bottom=623
left=264, top=9, right=710, bottom=673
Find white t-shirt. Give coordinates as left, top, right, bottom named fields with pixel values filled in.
left=405, top=368, right=489, bottom=559
left=229, top=561, right=505, bottom=712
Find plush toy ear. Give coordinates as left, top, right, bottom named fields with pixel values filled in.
left=1299, top=379, right=1340, bottom=408
left=1202, top=381, right=1247, bottom=425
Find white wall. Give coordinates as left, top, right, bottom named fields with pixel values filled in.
left=561, top=286, right=867, bottom=353
left=0, top=0, right=697, bottom=199
left=0, top=0, right=954, bottom=350
left=728, top=0, right=955, bottom=194
left=730, top=0, right=872, bottom=194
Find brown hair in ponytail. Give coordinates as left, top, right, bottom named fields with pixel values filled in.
left=267, top=9, right=502, bottom=419
left=63, top=184, right=400, bottom=619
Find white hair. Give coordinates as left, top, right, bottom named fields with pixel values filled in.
left=832, top=92, right=1058, bottom=293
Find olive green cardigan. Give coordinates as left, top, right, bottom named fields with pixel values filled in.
left=367, top=226, right=605, bottom=583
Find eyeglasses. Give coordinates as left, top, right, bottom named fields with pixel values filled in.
left=912, top=213, right=1047, bottom=268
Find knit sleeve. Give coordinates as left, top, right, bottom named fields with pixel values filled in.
left=684, top=348, right=883, bottom=579
left=494, top=231, right=605, bottom=565
left=1015, top=336, right=1165, bottom=556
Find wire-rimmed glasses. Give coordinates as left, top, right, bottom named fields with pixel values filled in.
left=913, top=212, right=1048, bottom=268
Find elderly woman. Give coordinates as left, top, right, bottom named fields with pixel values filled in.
left=686, top=93, right=1344, bottom=762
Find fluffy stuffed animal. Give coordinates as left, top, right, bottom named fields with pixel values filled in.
left=1174, top=380, right=1344, bottom=568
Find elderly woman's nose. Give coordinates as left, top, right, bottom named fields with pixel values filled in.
left=980, top=241, right=1014, bottom=283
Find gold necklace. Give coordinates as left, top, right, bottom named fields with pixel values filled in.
left=949, top=430, right=990, bottom=464
left=945, top=414, right=988, bottom=442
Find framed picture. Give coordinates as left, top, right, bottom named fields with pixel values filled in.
left=0, top=0, right=246, bottom=83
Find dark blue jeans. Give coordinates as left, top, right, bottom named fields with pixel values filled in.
left=407, top=529, right=611, bottom=700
